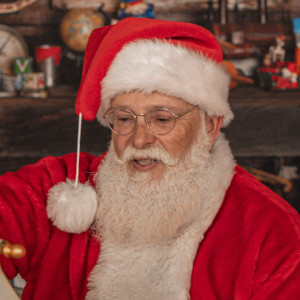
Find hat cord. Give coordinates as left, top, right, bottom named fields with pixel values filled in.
left=75, top=113, right=82, bottom=187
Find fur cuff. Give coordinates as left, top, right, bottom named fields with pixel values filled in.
left=47, top=179, right=98, bottom=234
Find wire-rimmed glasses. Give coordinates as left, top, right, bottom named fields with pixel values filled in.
left=103, top=105, right=198, bottom=135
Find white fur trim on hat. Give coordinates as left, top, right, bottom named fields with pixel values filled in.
left=47, top=179, right=98, bottom=234
left=98, top=39, right=233, bottom=127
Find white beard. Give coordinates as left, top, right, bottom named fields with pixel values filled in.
left=93, top=123, right=212, bottom=245
left=87, top=125, right=236, bottom=300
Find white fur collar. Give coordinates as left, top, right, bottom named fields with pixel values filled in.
left=86, top=134, right=235, bottom=299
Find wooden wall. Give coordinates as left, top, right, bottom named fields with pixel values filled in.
left=0, top=0, right=64, bottom=48
left=0, top=0, right=298, bottom=85
left=1, top=0, right=299, bottom=52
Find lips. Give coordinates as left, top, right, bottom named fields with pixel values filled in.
left=134, top=159, right=158, bottom=166
left=131, top=158, right=160, bottom=171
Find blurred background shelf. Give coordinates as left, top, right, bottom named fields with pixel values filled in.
left=0, top=85, right=299, bottom=174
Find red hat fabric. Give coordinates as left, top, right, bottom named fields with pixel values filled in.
left=76, top=17, right=233, bottom=126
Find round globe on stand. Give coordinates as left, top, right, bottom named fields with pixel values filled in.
left=60, top=8, right=106, bottom=53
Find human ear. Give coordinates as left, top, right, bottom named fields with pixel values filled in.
left=205, top=115, right=223, bottom=145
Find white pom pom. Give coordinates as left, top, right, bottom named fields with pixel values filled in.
left=47, top=179, right=98, bottom=234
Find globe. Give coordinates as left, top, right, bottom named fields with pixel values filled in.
left=60, top=9, right=106, bottom=53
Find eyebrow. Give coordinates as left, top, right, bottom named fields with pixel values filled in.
left=112, top=104, right=181, bottom=112
left=112, top=105, right=130, bottom=110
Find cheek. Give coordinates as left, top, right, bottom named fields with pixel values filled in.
left=161, top=125, right=198, bottom=157
left=112, top=135, right=129, bottom=157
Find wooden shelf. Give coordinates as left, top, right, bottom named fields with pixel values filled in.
left=225, top=86, right=300, bottom=157
left=0, top=86, right=299, bottom=173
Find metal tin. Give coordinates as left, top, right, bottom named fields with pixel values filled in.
left=22, top=72, right=45, bottom=91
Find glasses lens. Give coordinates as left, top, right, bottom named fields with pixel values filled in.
left=147, top=109, right=175, bottom=134
left=106, top=108, right=136, bottom=135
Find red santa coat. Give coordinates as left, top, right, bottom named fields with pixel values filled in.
left=0, top=152, right=299, bottom=299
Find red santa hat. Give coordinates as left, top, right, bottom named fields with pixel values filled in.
left=47, top=17, right=233, bottom=234
left=76, top=17, right=233, bottom=126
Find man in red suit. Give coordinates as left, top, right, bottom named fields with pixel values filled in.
left=1, top=18, right=300, bottom=299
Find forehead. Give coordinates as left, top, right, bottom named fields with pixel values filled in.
left=111, top=92, right=191, bottom=112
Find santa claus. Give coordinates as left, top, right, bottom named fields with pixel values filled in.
left=0, top=18, right=299, bottom=300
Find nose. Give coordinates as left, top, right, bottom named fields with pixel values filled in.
left=131, top=115, right=156, bottom=149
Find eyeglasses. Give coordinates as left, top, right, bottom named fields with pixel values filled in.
left=103, top=105, right=198, bottom=135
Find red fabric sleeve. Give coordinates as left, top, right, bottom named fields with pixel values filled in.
left=250, top=207, right=300, bottom=299
left=0, top=153, right=98, bottom=281
left=232, top=167, right=300, bottom=299
left=190, top=166, right=300, bottom=299
left=236, top=167, right=300, bottom=299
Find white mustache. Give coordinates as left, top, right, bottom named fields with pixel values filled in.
left=117, top=145, right=179, bottom=166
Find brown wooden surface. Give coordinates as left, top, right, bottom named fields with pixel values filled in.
left=224, top=86, right=300, bottom=157
left=0, top=94, right=110, bottom=164
left=0, top=86, right=299, bottom=174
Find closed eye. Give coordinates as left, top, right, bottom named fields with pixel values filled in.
left=118, top=117, right=131, bottom=122
left=155, top=117, right=172, bottom=123
left=116, top=116, right=135, bottom=125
